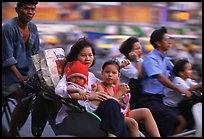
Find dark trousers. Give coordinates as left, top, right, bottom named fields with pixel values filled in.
left=128, top=78, right=142, bottom=109
left=137, top=94, right=178, bottom=137
left=94, top=99, right=128, bottom=137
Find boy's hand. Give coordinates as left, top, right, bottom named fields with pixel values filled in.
left=180, top=89, right=193, bottom=98
left=120, top=59, right=130, bottom=68
left=197, top=82, right=202, bottom=88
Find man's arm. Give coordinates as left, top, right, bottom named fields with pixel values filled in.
left=9, top=65, right=28, bottom=82
left=155, top=74, right=192, bottom=98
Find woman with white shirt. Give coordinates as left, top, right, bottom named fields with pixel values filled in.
left=55, top=37, right=128, bottom=137
left=117, top=36, right=144, bottom=109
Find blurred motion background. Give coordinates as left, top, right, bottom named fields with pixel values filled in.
left=2, top=2, right=202, bottom=82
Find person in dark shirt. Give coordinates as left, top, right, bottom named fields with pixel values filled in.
left=2, top=2, right=39, bottom=136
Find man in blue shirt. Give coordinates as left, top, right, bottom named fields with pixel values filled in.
left=2, top=2, right=39, bottom=136
left=139, top=27, right=192, bottom=136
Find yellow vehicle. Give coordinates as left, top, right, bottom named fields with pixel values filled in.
left=97, top=35, right=131, bottom=49
left=96, top=35, right=131, bottom=56
left=96, top=35, right=155, bottom=56
left=139, top=37, right=154, bottom=54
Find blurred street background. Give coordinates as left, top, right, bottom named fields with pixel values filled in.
left=2, top=2, right=202, bottom=137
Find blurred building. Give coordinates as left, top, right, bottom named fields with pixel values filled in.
left=2, top=2, right=202, bottom=82
left=2, top=2, right=202, bottom=38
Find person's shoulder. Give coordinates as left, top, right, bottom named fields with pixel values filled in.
left=173, top=76, right=184, bottom=84
left=88, top=71, right=100, bottom=81
left=88, top=71, right=96, bottom=78
left=2, top=17, right=17, bottom=29
left=29, top=21, right=37, bottom=26
left=143, top=51, right=156, bottom=62
left=144, top=50, right=155, bottom=57
left=29, top=21, right=38, bottom=30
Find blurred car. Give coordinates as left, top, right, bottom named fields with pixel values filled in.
left=96, top=35, right=131, bottom=56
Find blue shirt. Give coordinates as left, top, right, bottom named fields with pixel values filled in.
left=2, top=17, right=40, bottom=95
left=141, top=49, right=174, bottom=95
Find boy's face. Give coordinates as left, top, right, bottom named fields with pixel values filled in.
left=69, top=76, right=86, bottom=87
left=181, top=63, right=192, bottom=79
left=102, top=64, right=120, bottom=85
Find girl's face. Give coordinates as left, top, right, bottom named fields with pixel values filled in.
left=69, top=76, right=86, bottom=87
left=182, top=63, right=192, bottom=79
left=77, top=47, right=94, bottom=67
left=102, top=64, right=120, bottom=85
left=131, top=42, right=142, bottom=57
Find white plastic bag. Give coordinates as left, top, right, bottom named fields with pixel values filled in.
left=32, top=48, right=65, bottom=87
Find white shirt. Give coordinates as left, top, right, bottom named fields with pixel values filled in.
left=55, top=71, right=100, bottom=124
left=163, top=76, right=197, bottom=107
left=118, top=56, right=143, bottom=81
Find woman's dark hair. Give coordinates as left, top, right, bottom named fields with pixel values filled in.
left=150, top=26, right=167, bottom=49
left=102, top=59, right=120, bottom=73
left=173, top=58, right=190, bottom=76
left=66, top=37, right=95, bottom=67
left=119, top=36, right=139, bottom=59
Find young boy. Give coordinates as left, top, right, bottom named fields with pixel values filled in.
left=163, top=58, right=202, bottom=134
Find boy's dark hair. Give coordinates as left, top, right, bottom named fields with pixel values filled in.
left=119, top=36, right=139, bottom=59
left=66, top=37, right=95, bottom=67
left=150, top=26, right=167, bottom=49
left=173, top=58, right=190, bottom=76
left=102, top=59, right=120, bottom=73
left=16, top=2, right=38, bottom=9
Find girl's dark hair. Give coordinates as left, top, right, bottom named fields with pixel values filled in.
left=66, top=37, right=95, bottom=67
left=102, top=59, right=120, bottom=73
left=173, top=58, right=189, bottom=76
left=119, top=36, right=139, bottom=59
left=150, top=26, right=167, bottom=49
